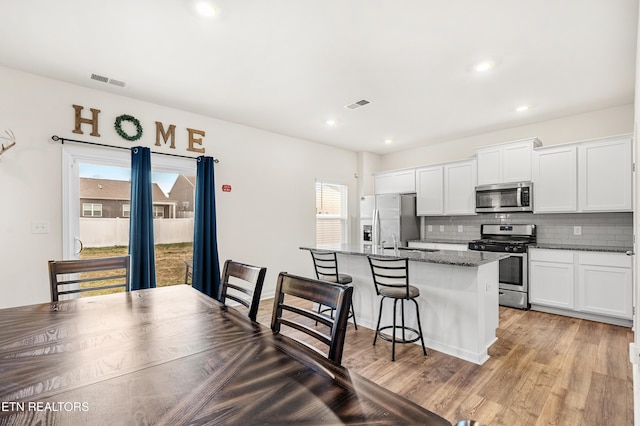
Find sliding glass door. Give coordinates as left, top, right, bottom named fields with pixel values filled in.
left=62, top=144, right=196, bottom=287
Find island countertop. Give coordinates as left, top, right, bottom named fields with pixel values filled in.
left=300, top=244, right=507, bottom=267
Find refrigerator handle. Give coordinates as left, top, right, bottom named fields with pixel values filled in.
left=372, top=208, right=379, bottom=247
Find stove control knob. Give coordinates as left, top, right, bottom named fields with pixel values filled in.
left=479, top=244, right=485, bottom=250
left=504, top=246, right=510, bottom=252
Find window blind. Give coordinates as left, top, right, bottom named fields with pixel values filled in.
left=315, top=182, right=348, bottom=245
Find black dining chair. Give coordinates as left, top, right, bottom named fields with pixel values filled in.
left=48, top=255, right=131, bottom=302
left=271, top=272, right=353, bottom=365
left=309, top=249, right=357, bottom=329
left=219, top=259, right=267, bottom=322
left=367, top=255, right=427, bottom=361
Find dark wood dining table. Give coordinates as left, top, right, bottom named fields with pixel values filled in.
left=0, top=285, right=451, bottom=425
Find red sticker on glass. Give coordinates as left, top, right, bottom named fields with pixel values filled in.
left=222, top=184, right=232, bottom=192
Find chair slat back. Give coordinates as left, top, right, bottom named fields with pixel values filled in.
left=271, top=272, right=353, bottom=365
left=309, top=250, right=340, bottom=281
left=49, top=256, right=131, bottom=302
left=219, top=259, right=267, bottom=322
left=368, top=256, right=411, bottom=298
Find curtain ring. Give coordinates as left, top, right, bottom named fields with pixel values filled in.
left=133, top=147, right=139, bottom=154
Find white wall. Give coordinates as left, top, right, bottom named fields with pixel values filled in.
left=0, top=66, right=357, bottom=309
left=380, top=104, right=634, bottom=170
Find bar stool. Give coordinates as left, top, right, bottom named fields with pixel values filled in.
left=309, top=249, right=358, bottom=330
left=367, top=255, right=427, bottom=361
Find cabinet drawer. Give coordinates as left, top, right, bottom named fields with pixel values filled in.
left=529, top=249, right=574, bottom=263
left=578, top=252, right=631, bottom=268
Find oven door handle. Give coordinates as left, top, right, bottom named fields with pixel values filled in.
left=516, top=187, right=522, bottom=207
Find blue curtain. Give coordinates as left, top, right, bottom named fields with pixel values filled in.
left=192, top=156, right=221, bottom=299
left=129, top=146, right=157, bottom=290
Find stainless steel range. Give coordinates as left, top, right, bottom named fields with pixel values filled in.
left=468, top=224, right=536, bottom=309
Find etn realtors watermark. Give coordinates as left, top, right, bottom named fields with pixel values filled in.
left=1, top=401, right=89, bottom=412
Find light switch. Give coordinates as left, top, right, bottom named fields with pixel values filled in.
left=439, top=225, right=444, bottom=232
left=573, top=226, right=582, bottom=236
left=31, top=221, right=50, bottom=234
left=428, top=225, right=432, bottom=232
left=458, top=225, right=463, bottom=233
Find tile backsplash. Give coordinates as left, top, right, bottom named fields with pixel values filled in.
left=421, top=212, right=633, bottom=247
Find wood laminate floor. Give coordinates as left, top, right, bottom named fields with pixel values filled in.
left=256, top=301, right=633, bottom=426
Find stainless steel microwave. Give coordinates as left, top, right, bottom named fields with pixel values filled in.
left=475, top=182, right=533, bottom=213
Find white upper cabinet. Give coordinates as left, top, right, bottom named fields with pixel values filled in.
left=578, top=136, right=632, bottom=212
left=415, top=166, right=444, bottom=215
left=416, top=159, right=476, bottom=216
left=533, top=145, right=578, bottom=213
left=533, top=135, right=632, bottom=213
left=476, top=138, right=540, bottom=185
left=374, top=169, right=416, bottom=194
left=476, top=146, right=502, bottom=185
left=444, top=160, right=477, bottom=215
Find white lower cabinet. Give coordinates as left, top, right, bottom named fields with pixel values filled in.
left=577, top=252, right=633, bottom=319
left=529, top=248, right=632, bottom=325
left=529, top=250, right=574, bottom=309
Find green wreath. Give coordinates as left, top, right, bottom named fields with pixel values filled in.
left=114, top=114, right=143, bottom=141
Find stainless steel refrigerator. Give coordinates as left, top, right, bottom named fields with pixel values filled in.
left=367, top=193, right=419, bottom=248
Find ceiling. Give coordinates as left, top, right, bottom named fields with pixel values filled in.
left=0, top=0, right=637, bottom=154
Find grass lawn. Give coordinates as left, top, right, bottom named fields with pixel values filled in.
left=81, top=242, right=193, bottom=287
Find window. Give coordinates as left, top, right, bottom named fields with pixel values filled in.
left=315, top=182, right=348, bottom=245
left=153, top=206, right=165, bottom=218
left=122, top=204, right=130, bottom=218
left=82, top=203, right=102, bottom=217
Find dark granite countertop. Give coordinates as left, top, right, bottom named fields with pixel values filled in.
left=409, top=239, right=471, bottom=245
left=300, top=244, right=507, bottom=267
left=530, top=243, right=632, bottom=254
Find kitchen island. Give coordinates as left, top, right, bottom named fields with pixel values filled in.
left=300, top=244, right=507, bottom=364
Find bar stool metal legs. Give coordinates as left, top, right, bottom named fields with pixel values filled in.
left=374, top=296, right=427, bottom=361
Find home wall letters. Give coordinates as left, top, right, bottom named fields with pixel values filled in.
left=72, top=104, right=207, bottom=154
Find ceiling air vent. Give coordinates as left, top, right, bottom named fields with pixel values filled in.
left=108, top=78, right=126, bottom=88
left=344, top=99, right=371, bottom=110
left=90, top=73, right=126, bottom=88
left=90, top=73, right=109, bottom=83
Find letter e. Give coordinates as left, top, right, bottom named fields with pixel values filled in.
left=187, top=128, right=205, bottom=154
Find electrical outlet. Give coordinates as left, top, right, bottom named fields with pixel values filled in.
left=458, top=225, right=463, bottom=233
left=573, top=226, right=582, bottom=236
left=439, top=225, right=444, bottom=232
left=31, top=220, right=50, bottom=234
left=427, top=225, right=432, bottom=232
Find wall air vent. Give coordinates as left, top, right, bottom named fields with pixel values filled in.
left=90, top=73, right=126, bottom=88
left=344, top=99, right=371, bottom=110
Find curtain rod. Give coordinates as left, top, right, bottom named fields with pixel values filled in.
left=51, top=135, right=219, bottom=163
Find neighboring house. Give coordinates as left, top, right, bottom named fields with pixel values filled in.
left=168, top=174, right=196, bottom=218
left=80, top=178, right=176, bottom=218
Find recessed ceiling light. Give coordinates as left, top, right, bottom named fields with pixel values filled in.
left=195, top=1, right=217, bottom=17
left=516, top=105, right=531, bottom=112
left=326, top=119, right=337, bottom=127
left=384, top=139, right=394, bottom=145
left=473, top=61, right=494, bottom=72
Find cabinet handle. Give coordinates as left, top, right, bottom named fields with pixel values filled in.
left=626, top=251, right=635, bottom=256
